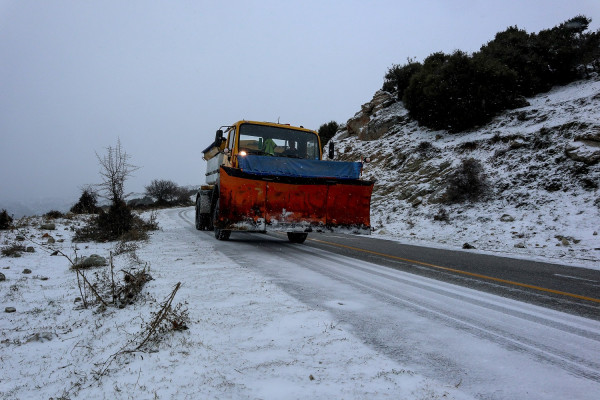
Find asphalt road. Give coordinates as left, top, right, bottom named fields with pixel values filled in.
left=290, top=231, right=600, bottom=321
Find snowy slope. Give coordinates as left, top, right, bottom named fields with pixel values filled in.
left=332, top=78, right=600, bottom=269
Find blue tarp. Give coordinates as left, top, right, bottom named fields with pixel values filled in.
left=237, top=155, right=362, bottom=180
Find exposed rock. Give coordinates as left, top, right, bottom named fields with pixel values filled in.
left=362, top=115, right=403, bottom=141
left=26, top=332, right=54, bottom=343
left=46, top=236, right=56, bottom=244
left=0, top=272, right=5, bottom=281
left=565, top=140, right=600, bottom=165
left=462, top=243, right=475, bottom=249
left=40, top=223, right=56, bottom=230
left=74, top=254, right=108, bottom=269
left=23, top=268, right=32, bottom=274
left=514, top=242, right=526, bottom=248
left=5, top=307, right=16, bottom=313
left=26, top=247, right=34, bottom=253
left=15, top=235, right=25, bottom=241
left=346, top=91, right=396, bottom=141
left=500, top=214, right=515, bottom=222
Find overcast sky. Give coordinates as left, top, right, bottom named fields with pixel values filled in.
left=1, top=1, right=598, bottom=209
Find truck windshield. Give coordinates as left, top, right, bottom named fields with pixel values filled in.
left=238, top=124, right=320, bottom=159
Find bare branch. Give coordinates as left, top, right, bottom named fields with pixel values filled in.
left=95, top=138, right=140, bottom=204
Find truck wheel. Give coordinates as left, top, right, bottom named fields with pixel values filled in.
left=287, top=232, right=308, bottom=244
left=212, top=198, right=231, bottom=240
left=195, top=200, right=202, bottom=230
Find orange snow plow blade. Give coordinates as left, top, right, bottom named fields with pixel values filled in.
left=216, top=167, right=373, bottom=234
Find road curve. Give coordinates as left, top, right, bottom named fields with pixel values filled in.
left=176, top=207, right=600, bottom=400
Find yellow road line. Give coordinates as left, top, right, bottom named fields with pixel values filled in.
left=308, top=237, right=600, bottom=304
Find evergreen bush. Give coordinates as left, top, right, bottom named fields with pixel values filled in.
left=318, top=121, right=339, bottom=145
left=444, top=158, right=489, bottom=203
left=382, top=59, right=423, bottom=100
left=71, top=189, right=100, bottom=214
left=0, top=209, right=13, bottom=230
left=403, top=51, right=520, bottom=132
left=386, top=15, right=600, bottom=133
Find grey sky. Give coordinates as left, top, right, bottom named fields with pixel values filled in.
left=1, top=0, right=598, bottom=208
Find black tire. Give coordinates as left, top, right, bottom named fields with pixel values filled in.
left=287, top=232, right=308, bottom=244
left=212, top=198, right=231, bottom=241
left=195, top=200, right=202, bottom=230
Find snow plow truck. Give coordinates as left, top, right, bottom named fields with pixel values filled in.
left=195, top=120, right=374, bottom=243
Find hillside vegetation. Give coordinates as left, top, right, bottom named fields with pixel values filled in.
left=381, top=16, right=600, bottom=133
left=330, top=16, right=600, bottom=266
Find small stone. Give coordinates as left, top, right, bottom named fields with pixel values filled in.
left=5, top=307, right=16, bottom=313
left=594, top=231, right=598, bottom=236
left=561, top=238, right=570, bottom=246
left=51, top=251, right=59, bottom=256
left=74, top=254, right=108, bottom=268
left=26, top=247, right=35, bottom=253
left=0, top=272, right=5, bottom=281
left=74, top=297, right=82, bottom=303
left=39, top=276, right=49, bottom=281
left=500, top=214, right=515, bottom=222
left=514, top=242, right=526, bottom=248
left=15, top=235, right=25, bottom=241
left=462, top=243, right=475, bottom=249
left=23, top=268, right=32, bottom=274
left=26, top=332, right=54, bottom=342
left=47, top=236, right=56, bottom=244
left=40, top=223, right=56, bottom=230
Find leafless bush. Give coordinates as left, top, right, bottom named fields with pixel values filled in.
left=2, top=244, right=26, bottom=257
left=433, top=208, right=450, bottom=222
left=135, top=283, right=188, bottom=351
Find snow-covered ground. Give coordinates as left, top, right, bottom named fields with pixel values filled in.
left=2, top=208, right=599, bottom=399
left=1, top=210, right=477, bottom=399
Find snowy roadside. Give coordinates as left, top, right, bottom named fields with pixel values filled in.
left=1, top=208, right=474, bottom=399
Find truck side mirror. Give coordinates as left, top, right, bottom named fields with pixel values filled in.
left=215, top=129, right=224, bottom=144
left=328, top=141, right=335, bottom=159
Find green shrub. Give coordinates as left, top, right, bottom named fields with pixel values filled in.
left=444, top=158, right=489, bottom=203
left=478, top=16, right=600, bottom=95
left=318, top=121, right=339, bottom=146
left=387, top=15, right=599, bottom=133
left=71, top=189, right=100, bottom=214
left=404, top=51, right=519, bottom=132
left=382, top=59, right=423, bottom=100
left=0, top=209, right=12, bottom=230
left=45, top=210, right=64, bottom=219
left=97, top=200, right=134, bottom=240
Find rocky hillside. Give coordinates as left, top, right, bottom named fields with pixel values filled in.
left=333, top=77, right=600, bottom=267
